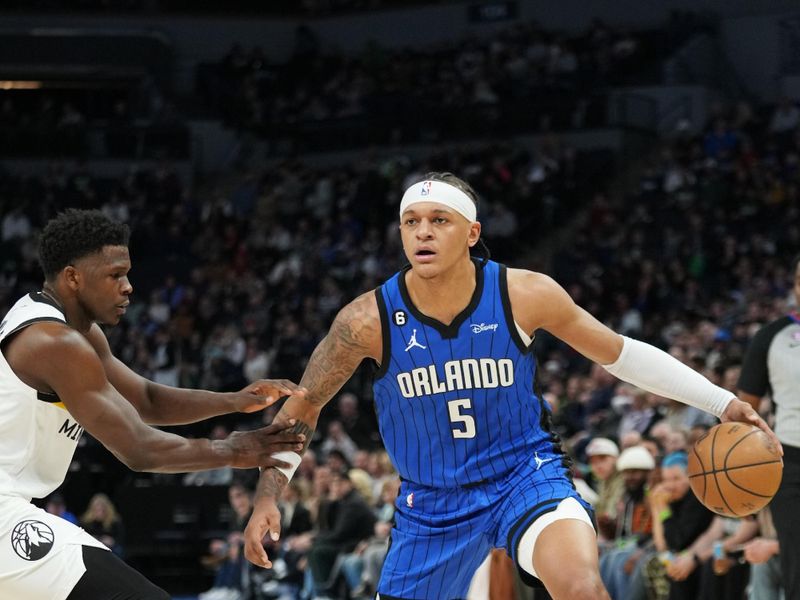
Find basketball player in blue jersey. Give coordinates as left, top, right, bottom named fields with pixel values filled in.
left=243, top=173, right=781, bottom=600
left=0, top=209, right=305, bottom=600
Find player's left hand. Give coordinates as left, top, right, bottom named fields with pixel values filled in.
left=233, top=379, right=307, bottom=413
left=721, top=398, right=783, bottom=456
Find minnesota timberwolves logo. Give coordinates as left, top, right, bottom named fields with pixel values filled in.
left=11, top=520, right=55, bottom=561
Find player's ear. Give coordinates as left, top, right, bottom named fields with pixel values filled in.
left=467, top=221, right=481, bottom=247
left=63, top=265, right=81, bottom=291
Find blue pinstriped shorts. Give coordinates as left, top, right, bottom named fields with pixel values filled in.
left=376, top=451, right=593, bottom=600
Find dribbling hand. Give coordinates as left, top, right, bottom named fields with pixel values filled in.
left=721, top=399, right=783, bottom=456
left=232, top=379, right=308, bottom=413
left=244, top=498, right=282, bottom=568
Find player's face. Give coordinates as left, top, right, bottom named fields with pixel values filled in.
left=399, top=202, right=481, bottom=278
left=73, top=245, right=132, bottom=325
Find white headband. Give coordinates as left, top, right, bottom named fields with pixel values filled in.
left=400, top=180, right=477, bottom=222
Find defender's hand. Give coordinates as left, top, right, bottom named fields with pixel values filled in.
left=233, top=379, right=307, bottom=413
left=224, top=420, right=305, bottom=469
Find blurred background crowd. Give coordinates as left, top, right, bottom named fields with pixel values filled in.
left=0, top=1, right=798, bottom=598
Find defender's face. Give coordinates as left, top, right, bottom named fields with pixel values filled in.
left=399, top=202, right=480, bottom=278
left=72, top=245, right=132, bottom=325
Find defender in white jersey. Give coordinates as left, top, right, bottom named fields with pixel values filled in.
left=242, top=173, right=780, bottom=600
left=0, top=209, right=306, bottom=600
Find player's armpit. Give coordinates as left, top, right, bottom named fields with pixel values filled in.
left=6, top=323, right=170, bottom=468
left=506, top=269, right=623, bottom=365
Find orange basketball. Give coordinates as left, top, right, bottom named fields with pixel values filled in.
left=687, top=422, right=783, bottom=517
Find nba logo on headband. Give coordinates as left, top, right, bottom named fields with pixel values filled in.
left=400, top=180, right=477, bottom=222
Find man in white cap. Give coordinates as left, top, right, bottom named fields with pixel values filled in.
left=600, top=446, right=656, bottom=599
left=586, top=437, right=623, bottom=538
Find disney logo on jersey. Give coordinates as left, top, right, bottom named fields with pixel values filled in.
left=396, top=358, right=514, bottom=398
left=470, top=322, right=498, bottom=334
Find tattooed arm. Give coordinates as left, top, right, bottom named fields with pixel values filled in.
left=244, top=291, right=383, bottom=567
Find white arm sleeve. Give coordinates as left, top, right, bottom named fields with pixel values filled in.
left=602, top=336, right=734, bottom=419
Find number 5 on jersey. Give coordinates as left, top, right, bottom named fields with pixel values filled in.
left=447, top=398, right=476, bottom=439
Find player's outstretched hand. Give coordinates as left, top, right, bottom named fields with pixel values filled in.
left=233, top=379, right=308, bottom=413
left=224, top=419, right=305, bottom=469
left=721, top=398, right=783, bottom=456
left=244, top=498, right=282, bottom=568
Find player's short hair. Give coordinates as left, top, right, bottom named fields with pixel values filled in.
left=420, top=172, right=479, bottom=211
left=39, top=209, right=130, bottom=279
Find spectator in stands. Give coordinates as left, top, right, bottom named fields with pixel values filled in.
left=743, top=508, right=783, bottom=600
left=341, top=476, right=401, bottom=599
left=199, top=483, right=255, bottom=600
left=599, top=445, right=655, bottom=599
left=769, top=97, right=800, bottom=135
left=648, top=451, right=715, bottom=600
left=80, top=493, right=125, bottom=558
left=304, top=470, right=376, bottom=598
left=334, top=392, right=379, bottom=449
left=616, top=386, right=657, bottom=440
left=320, top=420, right=359, bottom=464
left=44, top=492, right=79, bottom=525
left=695, top=516, right=759, bottom=600
left=585, top=436, right=624, bottom=539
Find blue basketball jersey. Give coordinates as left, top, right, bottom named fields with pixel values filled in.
left=373, top=258, right=561, bottom=488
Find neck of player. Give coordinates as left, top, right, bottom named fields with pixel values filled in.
left=406, top=256, right=476, bottom=325
left=43, top=282, right=93, bottom=333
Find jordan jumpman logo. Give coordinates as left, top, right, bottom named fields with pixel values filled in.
left=405, top=329, right=427, bottom=352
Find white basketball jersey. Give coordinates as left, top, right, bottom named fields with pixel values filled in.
left=0, top=293, right=84, bottom=501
